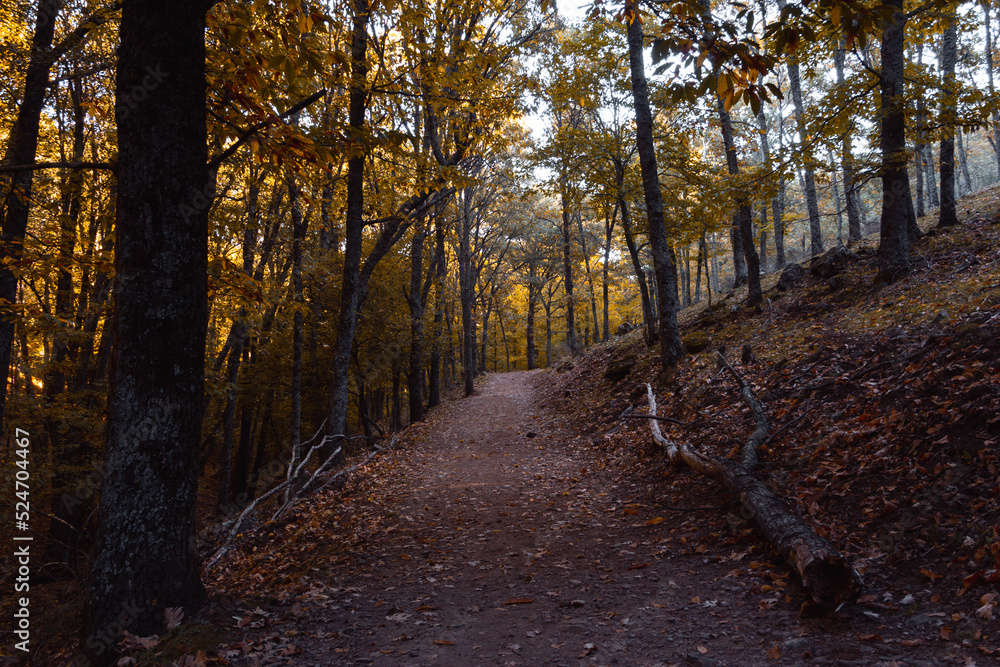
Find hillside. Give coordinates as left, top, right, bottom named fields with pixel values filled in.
left=538, top=192, right=1000, bottom=658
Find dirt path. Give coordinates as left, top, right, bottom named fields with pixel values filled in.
left=223, top=372, right=963, bottom=666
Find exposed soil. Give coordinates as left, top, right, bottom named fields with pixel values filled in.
left=207, top=371, right=990, bottom=667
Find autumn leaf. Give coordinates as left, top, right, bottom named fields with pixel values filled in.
left=767, top=644, right=781, bottom=660
left=504, top=598, right=535, bottom=605
left=645, top=517, right=666, bottom=526
left=433, top=639, right=455, bottom=646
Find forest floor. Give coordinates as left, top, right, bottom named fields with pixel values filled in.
left=197, top=369, right=976, bottom=667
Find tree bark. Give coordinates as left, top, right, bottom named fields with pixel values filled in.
left=938, top=7, right=959, bottom=228
left=876, top=0, right=912, bottom=282
left=626, top=0, right=683, bottom=366
left=85, top=0, right=208, bottom=657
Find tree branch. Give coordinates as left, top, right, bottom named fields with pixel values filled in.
left=207, top=89, right=327, bottom=171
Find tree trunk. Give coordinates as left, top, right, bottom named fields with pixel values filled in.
left=834, top=42, right=863, bottom=243
left=619, top=197, right=656, bottom=346
left=757, top=109, right=786, bottom=268
left=626, top=0, right=683, bottom=367
left=85, top=0, right=208, bottom=657
left=283, top=165, right=305, bottom=505
left=957, top=126, right=973, bottom=195
left=876, top=0, right=912, bottom=282
left=923, top=144, right=939, bottom=209
left=407, top=225, right=427, bottom=423
left=543, top=290, right=553, bottom=366
left=0, top=0, right=64, bottom=435
left=325, top=0, right=372, bottom=438
left=986, top=1, right=1000, bottom=181
left=459, top=189, right=477, bottom=395
left=779, top=0, right=824, bottom=257
left=602, top=207, right=615, bottom=342
left=716, top=98, right=762, bottom=305
left=428, top=221, right=446, bottom=407
left=575, top=212, right=600, bottom=341
left=938, top=9, right=958, bottom=228
left=526, top=264, right=537, bottom=370
left=830, top=161, right=845, bottom=244
left=560, top=189, right=578, bottom=355
left=914, top=140, right=926, bottom=218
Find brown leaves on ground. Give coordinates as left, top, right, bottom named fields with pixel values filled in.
left=540, top=206, right=1000, bottom=657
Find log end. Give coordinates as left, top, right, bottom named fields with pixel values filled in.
left=795, top=542, right=860, bottom=614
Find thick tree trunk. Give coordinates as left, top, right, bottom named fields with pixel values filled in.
left=626, top=1, right=683, bottom=366
left=938, top=10, right=959, bottom=228
left=0, top=0, right=63, bottom=435
left=876, top=0, right=912, bottom=282
left=85, top=0, right=208, bottom=658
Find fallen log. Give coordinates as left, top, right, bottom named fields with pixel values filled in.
left=645, top=379, right=858, bottom=611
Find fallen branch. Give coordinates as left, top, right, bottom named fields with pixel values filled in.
left=716, top=351, right=768, bottom=469
left=204, top=433, right=381, bottom=571
left=644, top=381, right=858, bottom=611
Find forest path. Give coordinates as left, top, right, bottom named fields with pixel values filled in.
left=230, top=372, right=913, bottom=667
